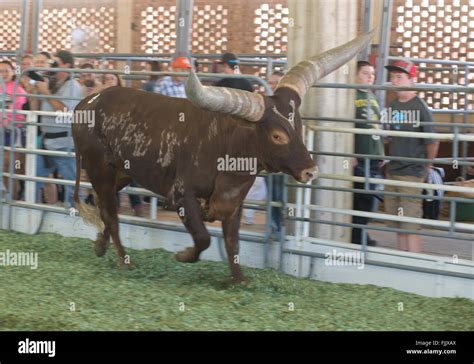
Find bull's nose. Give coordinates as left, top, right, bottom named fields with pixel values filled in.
left=300, top=166, right=318, bottom=183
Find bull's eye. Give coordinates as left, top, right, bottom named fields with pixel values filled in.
left=271, top=130, right=289, bottom=145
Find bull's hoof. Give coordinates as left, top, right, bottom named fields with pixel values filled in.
left=231, top=275, right=246, bottom=285
left=94, top=240, right=109, bottom=257
left=175, top=247, right=200, bottom=263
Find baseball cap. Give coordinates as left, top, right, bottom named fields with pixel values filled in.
left=171, top=57, right=192, bottom=69
left=219, top=53, right=239, bottom=69
left=385, top=60, right=417, bottom=79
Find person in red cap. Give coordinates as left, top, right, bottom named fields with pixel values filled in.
left=154, top=56, right=191, bottom=98
left=383, top=60, right=439, bottom=253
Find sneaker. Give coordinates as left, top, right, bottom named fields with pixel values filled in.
left=367, top=239, right=378, bottom=247
left=243, top=217, right=254, bottom=225
left=352, top=238, right=377, bottom=247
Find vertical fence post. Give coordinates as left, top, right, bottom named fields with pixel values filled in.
left=25, top=113, right=38, bottom=203
left=303, top=129, right=314, bottom=239
left=150, top=196, right=158, bottom=220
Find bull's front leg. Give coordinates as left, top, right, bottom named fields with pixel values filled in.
left=222, top=206, right=245, bottom=283
left=208, top=172, right=255, bottom=283
left=175, top=194, right=211, bottom=263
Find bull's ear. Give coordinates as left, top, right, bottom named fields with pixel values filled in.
left=271, top=87, right=302, bottom=109
left=185, top=69, right=265, bottom=122
left=276, top=29, right=376, bottom=100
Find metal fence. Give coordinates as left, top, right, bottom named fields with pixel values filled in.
left=0, top=64, right=473, bottom=271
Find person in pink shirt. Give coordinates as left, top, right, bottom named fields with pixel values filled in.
left=0, top=60, right=27, bottom=199
left=0, top=60, right=27, bottom=128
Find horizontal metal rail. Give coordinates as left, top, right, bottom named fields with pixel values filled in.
left=388, top=56, right=474, bottom=67
left=313, top=82, right=474, bottom=93
left=282, top=246, right=474, bottom=279
left=308, top=125, right=474, bottom=141
left=302, top=116, right=474, bottom=127
left=285, top=202, right=474, bottom=232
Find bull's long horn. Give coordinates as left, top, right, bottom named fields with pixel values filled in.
left=185, top=69, right=265, bottom=122
left=276, top=29, right=377, bottom=99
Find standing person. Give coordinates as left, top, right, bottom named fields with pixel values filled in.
left=34, top=51, right=53, bottom=70
left=26, top=51, right=58, bottom=204
left=383, top=60, right=439, bottom=253
left=0, top=60, right=27, bottom=199
left=143, top=60, right=162, bottom=92
left=215, top=53, right=254, bottom=92
left=78, top=63, right=100, bottom=97
left=154, top=57, right=191, bottom=98
left=268, top=70, right=284, bottom=91
left=351, top=61, right=384, bottom=246
left=30, top=50, right=83, bottom=208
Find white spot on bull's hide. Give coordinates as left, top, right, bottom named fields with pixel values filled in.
left=168, top=177, right=185, bottom=205
left=156, top=130, right=179, bottom=167
left=102, top=112, right=152, bottom=157
left=272, top=100, right=296, bottom=129
left=208, top=118, right=218, bottom=140
left=87, top=93, right=101, bottom=104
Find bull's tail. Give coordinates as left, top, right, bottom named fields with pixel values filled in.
left=74, top=149, right=105, bottom=232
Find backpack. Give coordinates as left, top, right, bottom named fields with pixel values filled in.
left=422, top=167, right=445, bottom=220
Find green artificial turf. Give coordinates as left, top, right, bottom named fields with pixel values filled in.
left=0, top=230, right=472, bottom=331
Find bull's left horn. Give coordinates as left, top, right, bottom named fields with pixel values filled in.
left=276, top=28, right=377, bottom=100
left=185, top=69, right=265, bottom=122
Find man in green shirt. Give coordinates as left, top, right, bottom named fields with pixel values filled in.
left=352, top=61, right=385, bottom=246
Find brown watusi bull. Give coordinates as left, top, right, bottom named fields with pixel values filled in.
left=72, top=30, right=375, bottom=282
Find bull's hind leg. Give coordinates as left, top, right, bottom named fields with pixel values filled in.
left=90, top=173, right=132, bottom=257
left=85, top=162, right=130, bottom=265
left=175, top=196, right=211, bottom=263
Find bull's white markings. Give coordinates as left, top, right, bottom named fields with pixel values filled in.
left=272, top=99, right=296, bottom=129
left=156, top=130, right=178, bottom=167
left=208, top=118, right=218, bottom=140
left=87, top=93, right=101, bottom=104
left=168, top=178, right=185, bottom=205
left=324, top=249, right=365, bottom=270
left=0, top=250, right=38, bottom=269
left=18, top=338, right=55, bottom=357
left=217, top=154, right=257, bottom=175
left=112, top=115, right=152, bottom=157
